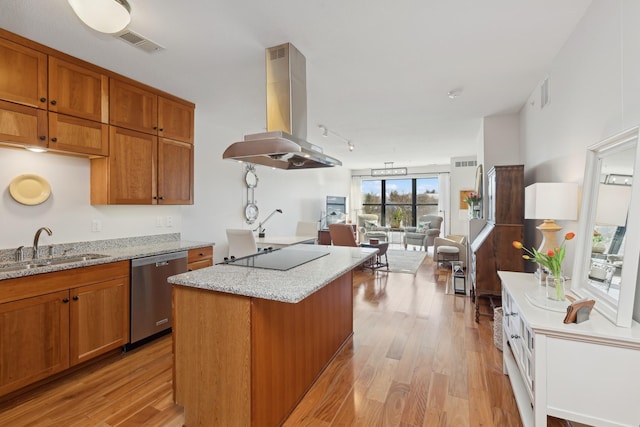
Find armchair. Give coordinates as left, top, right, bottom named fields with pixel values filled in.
left=433, top=235, right=467, bottom=268
left=403, top=215, right=443, bottom=251
left=357, top=214, right=389, bottom=243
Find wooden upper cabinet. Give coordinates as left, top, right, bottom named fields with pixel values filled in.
left=0, top=99, right=48, bottom=149
left=110, top=78, right=195, bottom=144
left=0, top=37, right=47, bottom=108
left=158, top=97, right=194, bottom=144
left=91, top=126, right=157, bottom=205
left=158, top=138, right=193, bottom=204
left=110, top=78, right=157, bottom=134
left=48, top=56, right=108, bottom=123
left=48, top=112, right=108, bottom=157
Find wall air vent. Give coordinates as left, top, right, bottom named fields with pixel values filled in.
left=454, top=160, right=477, bottom=168
left=114, top=29, right=165, bottom=53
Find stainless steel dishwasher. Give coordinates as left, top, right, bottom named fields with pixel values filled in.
left=130, top=251, right=188, bottom=344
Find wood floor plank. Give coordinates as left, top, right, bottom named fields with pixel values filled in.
left=0, top=253, right=574, bottom=426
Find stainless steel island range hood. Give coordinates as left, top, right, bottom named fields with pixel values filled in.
left=223, top=43, right=341, bottom=169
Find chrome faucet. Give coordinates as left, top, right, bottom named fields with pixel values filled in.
left=33, top=227, right=53, bottom=259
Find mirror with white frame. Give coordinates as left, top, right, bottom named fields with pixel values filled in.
left=573, top=127, right=640, bottom=327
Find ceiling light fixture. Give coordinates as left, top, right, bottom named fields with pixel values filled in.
left=371, top=162, right=407, bottom=176
left=67, top=0, right=131, bottom=34
left=447, top=88, right=463, bottom=99
left=317, top=124, right=355, bottom=151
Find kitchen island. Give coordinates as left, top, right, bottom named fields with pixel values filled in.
left=168, top=245, right=376, bottom=427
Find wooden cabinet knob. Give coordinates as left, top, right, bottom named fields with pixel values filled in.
left=50, top=100, right=57, bottom=105
left=39, top=136, right=46, bottom=140
left=40, top=97, right=46, bottom=103
left=73, top=296, right=79, bottom=301
left=62, top=297, right=69, bottom=303
left=51, top=137, right=57, bottom=143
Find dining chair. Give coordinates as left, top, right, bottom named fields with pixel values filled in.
left=226, top=229, right=258, bottom=258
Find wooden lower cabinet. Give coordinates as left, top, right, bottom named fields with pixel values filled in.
left=69, top=278, right=129, bottom=366
left=174, top=270, right=353, bottom=426
left=0, top=261, right=129, bottom=397
left=0, top=290, right=70, bottom=396
left=187, top=246, right=213, bottom=271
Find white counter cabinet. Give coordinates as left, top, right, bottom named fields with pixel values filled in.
left=499, top=271, right=640, bottom=427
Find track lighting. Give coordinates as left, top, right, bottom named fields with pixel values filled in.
left=317, top=124, right=355, bottom=152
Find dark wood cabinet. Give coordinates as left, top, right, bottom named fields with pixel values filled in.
left=471, top=165, right=524, bottom=321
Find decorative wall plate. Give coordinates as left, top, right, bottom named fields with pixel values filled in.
left=245, top=202, right=259, bottom=223
left=9, top=174, right=51, bottom=205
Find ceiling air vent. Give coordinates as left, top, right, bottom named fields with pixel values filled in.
left=114, top=30, right=165, bottom=53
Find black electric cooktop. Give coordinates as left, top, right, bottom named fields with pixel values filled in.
left=220, top=247, right=330, bottom=271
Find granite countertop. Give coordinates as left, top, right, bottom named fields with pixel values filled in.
left=0, top=234, right=213, bottom=281
left=168, top=244, right=377, bottom=303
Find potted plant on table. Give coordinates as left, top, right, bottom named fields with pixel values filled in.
left=390, top=208, right=405, bottom=229
left=464, top=192, right=482, bottom=219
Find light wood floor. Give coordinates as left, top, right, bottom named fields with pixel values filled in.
left=0, top=256, right=569, bottom=426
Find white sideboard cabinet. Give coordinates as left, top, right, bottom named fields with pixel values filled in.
left=499, top=271, right=640, bottom=427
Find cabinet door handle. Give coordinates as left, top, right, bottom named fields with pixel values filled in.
left=62, top=297, right=69, bottom=303
left=158, top=196, right=164, bottom=200
left=153, top=126, right=158, bottom=130
left=40, top=97, right=46, bottom=103
left=73, top=296, right=79, bottom=301
left=39, top=135, right=46, bottom=141
left=50, top=100, right=57, bottom=105
left=510, top=334, right=520, bottom=339
left=158, top=128, right=164, bottom=132
left=51, top=137, right=57, bottom=143
left=199, top=252, right=204, bottom=256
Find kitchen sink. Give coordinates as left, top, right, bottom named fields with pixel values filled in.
left=0, top=253, right=110, bottom=273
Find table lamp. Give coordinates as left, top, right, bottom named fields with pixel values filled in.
left=525, top=182, right=579, bottom=255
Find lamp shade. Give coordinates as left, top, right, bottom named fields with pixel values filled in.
left=525, top=182, right=578, bottom=221
left=596, top=184, right=631, bottom=226
left=68, top=0, right=131, bottom=34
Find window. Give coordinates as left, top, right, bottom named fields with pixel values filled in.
left=361, top=177, right=439, bottom=226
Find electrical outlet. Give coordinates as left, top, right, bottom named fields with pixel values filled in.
left=91, top=219, right=102, bottom=232
left=156, top=216, right=163, bottom=227
left=166, top=215, right=173, bottom=227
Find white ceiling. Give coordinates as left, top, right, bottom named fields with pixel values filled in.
left=2, top=0, right=591, bottom=170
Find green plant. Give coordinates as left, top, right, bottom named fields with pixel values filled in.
left=390, top=208, right=405, bottom=225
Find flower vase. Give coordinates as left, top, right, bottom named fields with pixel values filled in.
left=546, top=275, right=566, bottom=301
left=468, top=203, right=479, bottom=219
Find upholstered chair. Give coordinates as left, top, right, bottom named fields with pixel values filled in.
left=357, top=214, right=389, bottom=243
left=328, top=223, right=359, bottom=247
left=403, top=215, right=443, bottom=251
left=433, top=235, right=467, bottom=268
left=226, top=229, right=258, bottom=258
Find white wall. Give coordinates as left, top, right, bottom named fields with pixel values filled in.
left=0, top=148, right=183, bottom=248
left=520, top=0, right=640, bottom=277
left=449, top=156, right=478, bottom=236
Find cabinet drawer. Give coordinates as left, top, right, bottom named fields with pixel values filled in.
left=188, top=259, right=213, bottom=271
left=188, top=246, right=213, bottom=264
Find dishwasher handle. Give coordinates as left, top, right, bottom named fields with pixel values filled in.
left=131, top=250, right=188, bottom=268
